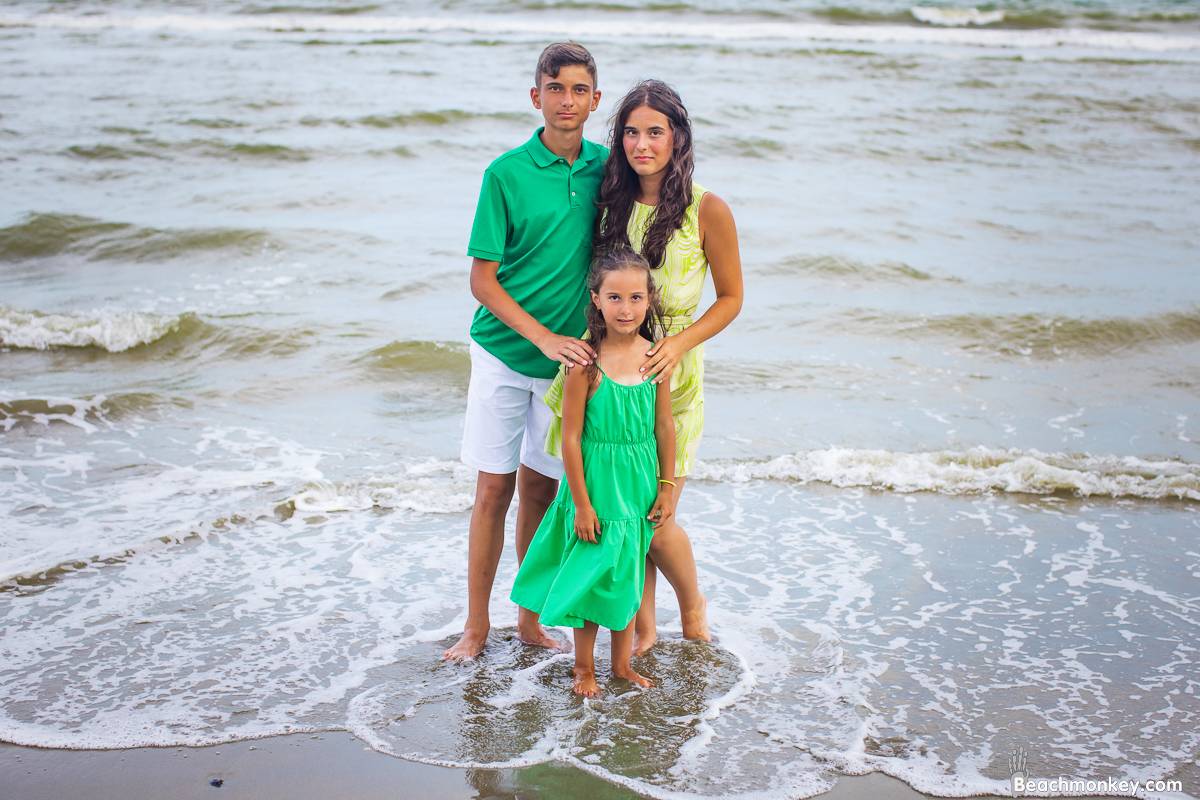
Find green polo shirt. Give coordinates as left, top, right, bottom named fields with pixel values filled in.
left=468, top=128, right=608, bottom=379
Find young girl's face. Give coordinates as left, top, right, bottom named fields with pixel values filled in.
left=591, top=268, right=651, bottom=336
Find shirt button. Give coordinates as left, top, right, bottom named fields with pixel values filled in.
left=572, top=192, right=576, bottom=196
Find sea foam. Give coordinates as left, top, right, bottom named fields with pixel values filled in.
left=3, top=470, right=1197, bottom=797
left=290, top=459, right=476, bottom=514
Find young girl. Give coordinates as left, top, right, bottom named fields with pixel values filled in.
left=510, top=250, right=677, bottom=697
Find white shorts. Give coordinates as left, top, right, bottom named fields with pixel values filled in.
left=461, top=340, right=563, bottom=479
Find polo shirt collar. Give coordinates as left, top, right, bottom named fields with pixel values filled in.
left=526, top=127, right=598, bottom=168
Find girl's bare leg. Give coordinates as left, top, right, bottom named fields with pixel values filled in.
left=611, top=619, right=654, bottom=688
left=633, top=477, right=711, bottom=656
left=572, top=622, right=601, bottom=698
left=633, top=557, right=658, bottom=656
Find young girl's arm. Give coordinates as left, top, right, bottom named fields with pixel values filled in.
left=562, top=365, right=601, bottom=543
left=647, top=379, right=677, bottom=531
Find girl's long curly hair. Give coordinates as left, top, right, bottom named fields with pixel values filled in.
left=584, top=249, right=664, bottom=383
left=593, top=79, right=694, bottom=269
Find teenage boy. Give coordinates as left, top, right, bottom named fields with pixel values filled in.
left=444, top=42, right=606, bottom=662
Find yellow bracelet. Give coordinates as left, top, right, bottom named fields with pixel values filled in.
left=658, top=479, right=677, bottom=488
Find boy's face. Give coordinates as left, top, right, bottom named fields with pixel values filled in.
left=530, top=65, right=600, bottom=135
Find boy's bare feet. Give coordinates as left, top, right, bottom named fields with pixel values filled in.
left=612, top=666, right=655, bottom=688
left=631, top=629, right=657, bottom=657
left=572, top=666, right=601, bottom=697
left=681, top=594, right=711, bottom=642
left=443, top=624, right=489, bottom=662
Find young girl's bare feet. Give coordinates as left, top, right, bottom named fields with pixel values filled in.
left=681, top=594, right=711, bottom=642
left=612, top=666, right=655, bottom=688
left=573, top=666, right=601, bottom=698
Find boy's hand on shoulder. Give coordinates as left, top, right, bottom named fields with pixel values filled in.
left=574, top=505, right=601, bottom=543
left=539, top=331, right=596, bottom=368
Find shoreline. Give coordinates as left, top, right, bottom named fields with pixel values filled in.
left=0, top=731, right=1123, bottom=800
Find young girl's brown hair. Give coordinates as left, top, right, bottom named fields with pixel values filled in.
left=584, top=249, right=665, bottom=382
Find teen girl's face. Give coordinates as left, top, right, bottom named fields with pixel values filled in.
left=591, top=269, right=651, bottom=336
left=531, top=65, right=601, bottom=136
left=622, top=105, right=674, bottom=178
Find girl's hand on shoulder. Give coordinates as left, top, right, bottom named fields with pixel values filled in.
left=574, top=505, right=601, bottom=543
left=640, top=334, right=687, bottom=385
left=647, top=492, right=673, bottom=531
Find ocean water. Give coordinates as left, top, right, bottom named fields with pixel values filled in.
left=2, top=0, right=1199, bottom=797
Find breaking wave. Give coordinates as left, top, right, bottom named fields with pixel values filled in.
left=690, top=446, right=1200, bottom=500
left=0, top=304, right=319, bottom=360
left=282, top=449, right=1200, bottom=510
left=2, top=12, right=1197, bottom=52
left=762, top=254, right=949, bottom=282
left=831, top=307, right=1200, bottom=358
left=0, top=304, right=183, bottom=352
left=355, top=109, right=532, bottom=127
left=910, top=7, right=1005, bottom=26
left=63, top=138, right=311, bottom=162
left=0, top=212, right=276, bottom=262
left=352, top=340, right=470, bottom=392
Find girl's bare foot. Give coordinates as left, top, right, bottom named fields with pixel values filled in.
left=681, top=594, right=711, bottom=641
left=612, top=666, right=655, bottom=688
left=573, top=666, right=601, bottom=698
left=631, top=628, right=657, bottom=658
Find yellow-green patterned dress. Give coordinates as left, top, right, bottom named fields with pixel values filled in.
left=545, top=182, right=710, bottom=476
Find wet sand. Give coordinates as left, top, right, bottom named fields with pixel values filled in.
left=0, top=730, right=1125, bottom=800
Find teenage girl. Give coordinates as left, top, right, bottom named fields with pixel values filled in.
left=511, top=250, right=676, bottom=697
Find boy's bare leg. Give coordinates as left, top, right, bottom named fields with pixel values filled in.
left=572, top=622, right=601, bottom=697
left=633, top=477, right=711, bottom=656
left=444, top=470, right=517, bottom=661
left=611, top=619, right=654, bottom=688
left=514, top=464, right=571, bottom=652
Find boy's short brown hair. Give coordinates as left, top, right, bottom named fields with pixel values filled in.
left=534, top=41, right=597, bottom=89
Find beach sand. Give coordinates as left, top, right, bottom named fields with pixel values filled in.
left=0, top=730, right=1125, bottom=800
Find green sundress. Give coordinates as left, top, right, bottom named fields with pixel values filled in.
left=510, top=370, right=658, bottom=631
